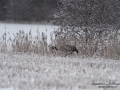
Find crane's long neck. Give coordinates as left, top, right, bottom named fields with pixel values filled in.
left=52, top=46, right=58, bottom=50
left=55, top=47, right=58, bottom=50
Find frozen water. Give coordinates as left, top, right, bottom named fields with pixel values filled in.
left=0, top=22, right=58, bottom=44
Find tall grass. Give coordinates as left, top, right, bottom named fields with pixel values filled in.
left=0, top=30, right=54, bottom=55
left=0, top=28, right=120, bottom=59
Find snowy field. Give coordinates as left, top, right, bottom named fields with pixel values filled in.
left=0, top=53, right=120, bottom=90
left=0, top=23, right=120, bottom=90
left=0, top=22, right=58, bottom=44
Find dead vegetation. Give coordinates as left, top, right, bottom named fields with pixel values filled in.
left=0, top=29, right=120, bottom=60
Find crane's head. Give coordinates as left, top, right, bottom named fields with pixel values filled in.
left=51, top=46, right=58, bottom=50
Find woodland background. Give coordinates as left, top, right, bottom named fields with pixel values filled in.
left=0, top=0, right=60, bottom=22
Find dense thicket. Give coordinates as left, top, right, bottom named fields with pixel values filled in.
left=0, top=0, right=59, bottom=22
left=54, top=0, right=120, bottom=43
left=54, top=0, right=120, bottom=59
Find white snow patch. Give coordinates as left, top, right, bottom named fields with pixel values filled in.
left=0, top=87, right=13, bottom=90
left=0, top=53, right=120, bottom=90
left=0, top=22, right=58, bottom=44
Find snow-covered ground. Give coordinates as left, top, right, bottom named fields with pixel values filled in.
left=0, top=23, right=120, bottom=90
left=0, top=23, right=58, bottom=44
left=0, top=53, right=120, bottom=90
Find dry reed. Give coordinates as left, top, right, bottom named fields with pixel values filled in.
left=0, top=29, right=120, bottom=59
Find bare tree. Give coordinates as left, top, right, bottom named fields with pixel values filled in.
left=54, top=0, right=120, bottom=57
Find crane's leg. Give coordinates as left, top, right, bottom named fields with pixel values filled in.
left=65, top=52, right=67, bottom=57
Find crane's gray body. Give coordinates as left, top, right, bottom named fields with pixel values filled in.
left=52, top=44, right=78, bottom=56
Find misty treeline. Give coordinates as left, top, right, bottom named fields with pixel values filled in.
left=53, top=0, right=120, bottom=59
left=0, top=0, right=60, bottom=22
